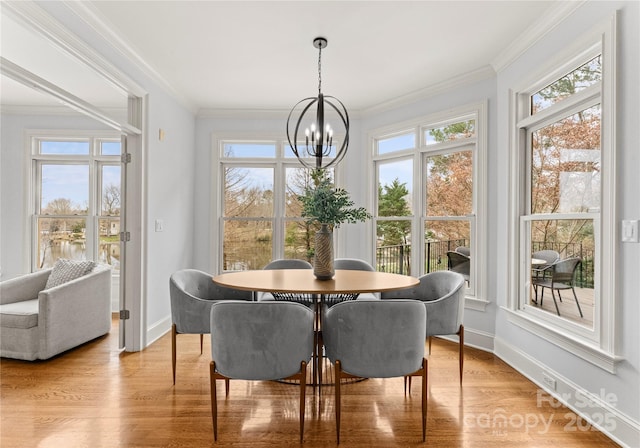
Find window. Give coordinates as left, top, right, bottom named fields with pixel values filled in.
left=216, top=137, right=338, bottom=271
left=371, top=104, right=486, bottom=302
left=30, top=133, right=122, bottom=274
left=509, top=24, right=618, bottom=371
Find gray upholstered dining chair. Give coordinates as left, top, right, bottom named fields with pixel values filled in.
left=169, top=269, right=252, bottom=384
left=382, top=270, right=466, bottom=384
left=256, top=259, right=313, bottom=303
left=209, top=301, right=314, bottom=442
left=322, top=299, right=428, bottom=444
left=332, top=258, right=380, bottom=301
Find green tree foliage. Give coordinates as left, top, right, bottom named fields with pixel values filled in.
left=377, top=179, right=411, bottom=246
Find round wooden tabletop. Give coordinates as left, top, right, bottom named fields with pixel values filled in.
left=212, top=269, right=419, bottom=294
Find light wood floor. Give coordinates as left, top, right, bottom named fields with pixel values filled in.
left=1, top=318, right=619, bottom=448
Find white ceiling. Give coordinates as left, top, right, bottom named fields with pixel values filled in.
left=3, top=1, right=564, bottom=113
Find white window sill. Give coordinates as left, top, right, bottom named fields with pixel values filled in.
left=504, top=307, right=623, bottom=373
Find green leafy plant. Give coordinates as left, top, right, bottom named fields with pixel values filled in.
left=298, top=169, right=371, bottom=229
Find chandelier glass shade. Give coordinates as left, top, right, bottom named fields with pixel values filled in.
left=286, top=37, right=349, bottom=170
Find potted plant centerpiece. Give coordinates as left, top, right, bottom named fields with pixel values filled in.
left=298, top=169, right=371, bottom=279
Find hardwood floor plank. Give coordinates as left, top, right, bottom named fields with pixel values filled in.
left=0, top=319, right=619, bottom=447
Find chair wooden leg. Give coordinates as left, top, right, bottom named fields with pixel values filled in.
left=458, top=325, right=464, bottom=385
left=210, top=362, right=218, bottom=441
left=299, top=361, right=307, bottom=444
left=224, top=378, right=229, bottom=397
left=422, top=358, right=428, bottom=442
left=335, top=360, right=342, bottom=444
left=171, top=324, right=177, bottom=385
left=200, top=334, right=204, bottom=355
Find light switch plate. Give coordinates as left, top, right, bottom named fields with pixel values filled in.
left=155, top=219, right=164, bottom=232
left=622, top=220, right=638, bottom=243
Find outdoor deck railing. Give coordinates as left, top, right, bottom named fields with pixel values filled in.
left=376, top=239, right=594, bottom=288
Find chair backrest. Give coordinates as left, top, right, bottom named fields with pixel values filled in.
left=532, top=250, right=560, bottom=267
left=257, top=260, right=313, bottom=301
left=263, top=259, right=312, bottom=270
left=446, top=251, right=470, bottom=278
left=381, top=271, right=465, bottom=336
left=334, top=258, right=375, bottom=272
left=552, top=257, right=581, bottom=284
left=210, top=301, right=314, bottom=380
left=170, top=269, right=252, bottom=301
left=333, top=258, right=379, bottom=299
left=455, top=246, right=471, bottom=256
left=322, top=299, right=426, bottom=378
left=170, top=269, right=253, bottom=334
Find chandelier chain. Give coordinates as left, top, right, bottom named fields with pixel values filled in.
left=317, top=44, right=322, bottom=95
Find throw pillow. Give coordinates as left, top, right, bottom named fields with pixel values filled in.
left=45, top=258, right=96, bottom=289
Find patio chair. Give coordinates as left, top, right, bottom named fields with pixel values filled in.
left=455, top=246, right=471, bottom=256
left=446, top=251, right=470, bottom=282
left=532, top=257, right=583, bottom=318
left=531, top=250, right=560, bottom=302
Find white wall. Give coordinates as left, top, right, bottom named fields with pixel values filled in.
left=493, top=2, right=639, bottom=446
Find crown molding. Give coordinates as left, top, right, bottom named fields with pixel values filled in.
left=359, top=65, right=496, bottom=117
left=491, top=0, right=587, bottom=73
left=0, top=103, right=127, bottom=118
left=4, top=1, right=145, bottom=98
left=61, top=0, right=196, bottom=114
left=196, top=108, right=290, bottom=120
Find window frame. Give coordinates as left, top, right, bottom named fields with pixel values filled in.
left=370, top=102, right=488, bottom=308
left=28, top=130, right=122, bottom=272
left=212, top=133, right=343, bottom=273
left=506, top=17, right=620, bottom=372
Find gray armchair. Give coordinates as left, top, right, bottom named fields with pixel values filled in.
left=209, top=301, right=314, bottom=442
left=382, top=270, right=466, bottom=384
left=332, top=258, right=380, bottom=301
left=0, top=264, right=111, bottom=361
left=256, top=259, right=313, bottom=303
left=169, top=269, right=252, bottom=384
left=322, top=299, right=428, bottom=443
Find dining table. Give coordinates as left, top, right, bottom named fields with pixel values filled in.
left=212, top=268, right=420, bottom=389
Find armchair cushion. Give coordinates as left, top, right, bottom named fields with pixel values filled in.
left=45, top=259, right=96, bottom=289
left=0, top=299, right=39, bottom=329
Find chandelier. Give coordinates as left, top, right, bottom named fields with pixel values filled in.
left=286, top=37, right=349, bottom=170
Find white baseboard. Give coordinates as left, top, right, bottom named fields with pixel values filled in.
left=146, top=315, right=171, bottom=347
left=494, top=336, right=640, bottom=448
